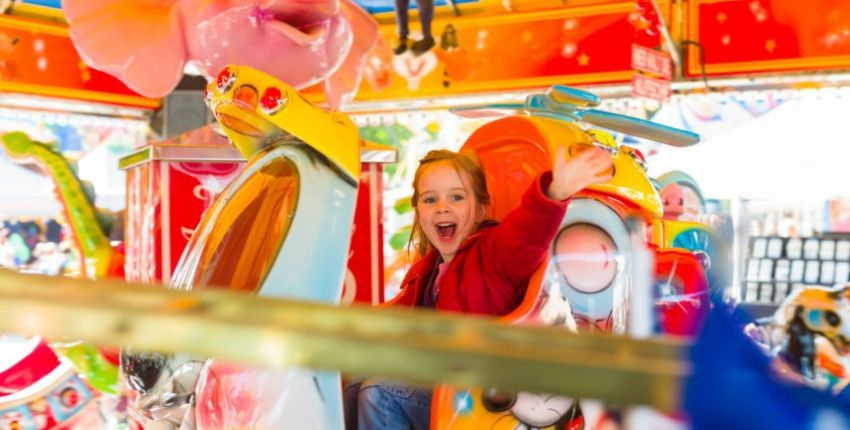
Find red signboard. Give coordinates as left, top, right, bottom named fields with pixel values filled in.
left=631, top=44, right=673, bottom=79
left=632, top=73, right=670, bottom=101
left=342, top=163, right=387, bottom=305
left=123, top=140, right=244, bottom=284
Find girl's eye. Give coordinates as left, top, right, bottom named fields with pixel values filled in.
left=451, top=194, right=465, bottom=202
left=422, top=196, right=436, bottom=204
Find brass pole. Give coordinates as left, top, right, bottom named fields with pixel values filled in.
left=0, top=270, right=689, bottom=411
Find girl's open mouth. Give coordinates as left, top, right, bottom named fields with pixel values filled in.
left=436, top=222, right=456, bottom=241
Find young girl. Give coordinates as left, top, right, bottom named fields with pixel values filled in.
left=354, top=145, right=614, bottom=430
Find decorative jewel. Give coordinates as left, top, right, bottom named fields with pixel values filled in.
left=260, top=86, right=287, bottom=115
left=234, top=85, right=259, bottom=109
left=454, top=391, right=473, bottom=415
left=623, top=146, right=648, bottom=172
left=587, top=129, right=619, bottom=155
left=216, top=67, right=236, bottom=92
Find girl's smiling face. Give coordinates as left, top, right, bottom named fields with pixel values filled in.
left=415, top=161, right=485, bottom=263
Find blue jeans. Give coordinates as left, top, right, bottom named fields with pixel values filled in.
left=354, top=379, right=432, bottom=430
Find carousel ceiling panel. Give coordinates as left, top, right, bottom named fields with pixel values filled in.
left=305, top=1, right=665, bottom=103
left=0, top=15, right=158, bottom=109
left=688, top=0, right=850, bottom=76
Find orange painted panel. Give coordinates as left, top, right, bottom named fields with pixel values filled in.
left=306, top=2, right=662, bottom=102
left=0, top=17, right=158, bottom=108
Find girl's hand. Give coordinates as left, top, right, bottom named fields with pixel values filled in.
left=546, top=145, right=615, bottom=201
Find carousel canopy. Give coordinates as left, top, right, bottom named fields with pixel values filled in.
left=647, top=93, right=850, bottom=201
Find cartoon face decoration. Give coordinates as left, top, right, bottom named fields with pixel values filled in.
left=678, top=185, right=703, bottom=222
left=392, top=50, right=438, bottom=91
left=657, top=171, right=705, bottom=222
left=482, top=389, right=583, bottom=430
left=660, top=183, right=685, bottom=221
left=511, top=393, right=578, bottom=428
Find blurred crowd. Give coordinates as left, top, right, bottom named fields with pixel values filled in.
left=0, top=218, right=77, bottom=276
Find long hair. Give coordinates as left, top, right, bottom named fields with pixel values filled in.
left=409, top=149, right=491, bottom=257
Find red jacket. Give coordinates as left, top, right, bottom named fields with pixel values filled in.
left=390, top=172, right=568, bottom=316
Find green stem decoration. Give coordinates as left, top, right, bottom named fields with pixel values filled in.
left=0, top=131, right=116, bottom=278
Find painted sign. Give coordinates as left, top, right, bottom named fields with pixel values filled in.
left=632, top=43, right=672, bottom=79
left=632, top=73, right=670, bottom=101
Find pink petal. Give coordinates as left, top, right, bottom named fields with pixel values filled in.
left=186, top=5, right=352, bottom=89
left=64, top=0, right=187, bottom=97
left=323, top=0, right=379, bottom=109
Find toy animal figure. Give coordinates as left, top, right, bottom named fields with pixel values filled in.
left=657, top=171, right=705, bottom=222
left=773, top=285, right=850, bottom=394
left=121, top=65, right=361, bottom=429
left=481, top=389, right=587, bottom=430
left=660, top=182, right=685, bottom=220
left=63, top=0, right=380, bottom=109
left=653, top=171, right=731, bottom=297
left=431, top=85, right=706, bottom=429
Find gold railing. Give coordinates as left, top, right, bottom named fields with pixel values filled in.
left=0, top=270, right=689, bottom=411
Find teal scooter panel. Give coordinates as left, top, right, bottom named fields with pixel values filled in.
left=123, top=141, right=356, bottom=430
left=259, top=144, right=356, bottom=302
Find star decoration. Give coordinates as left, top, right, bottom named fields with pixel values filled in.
left=717, top=13, right=727, bottom=23
left=765, top=39, right=777, bottom=53
left=578, top=53, right=590, bottom=66
left=77, top=61, right=90, bottom=81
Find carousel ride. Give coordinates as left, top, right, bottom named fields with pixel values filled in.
left=4, top=0, right=848, bottom=429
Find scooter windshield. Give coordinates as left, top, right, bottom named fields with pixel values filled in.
left=177, top=154, right=299, bottom=293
